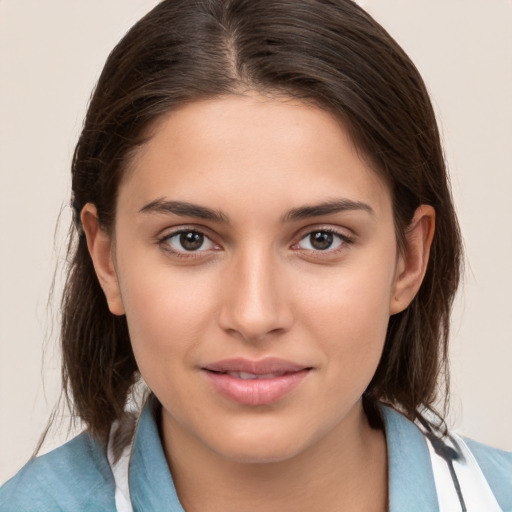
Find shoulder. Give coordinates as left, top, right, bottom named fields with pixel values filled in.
left=0, top=432, right=116, bottom=512
left=380, top=405, right=512, bottom=511
left=464, top=437, right=512, bottom=510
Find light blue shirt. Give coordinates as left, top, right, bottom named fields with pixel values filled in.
left=1, top=404, right=511, bottom=511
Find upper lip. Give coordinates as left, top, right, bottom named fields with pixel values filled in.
left=203, top=357, right=310, bottom=375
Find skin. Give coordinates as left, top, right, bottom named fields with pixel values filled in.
left=82, top=93, right=434, bottom=512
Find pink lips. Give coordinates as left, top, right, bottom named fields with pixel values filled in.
left=202, top=357, right=311, bottom=406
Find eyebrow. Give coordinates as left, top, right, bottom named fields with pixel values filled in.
left=282, top=199, right=374, bottom=222
left=139, top=199, right=229, bottom=223
left=138, top=197, right=374, bottom=223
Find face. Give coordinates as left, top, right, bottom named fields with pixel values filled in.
left=94, top=94, right=415, bottom=464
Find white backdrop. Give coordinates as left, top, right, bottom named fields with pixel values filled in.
left=1, top=0, right=511, bottom=484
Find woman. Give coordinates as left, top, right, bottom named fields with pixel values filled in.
left=1, top=1, right=510, bottom=510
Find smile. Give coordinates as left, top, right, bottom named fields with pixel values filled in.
left=225, top=371, right=290, bottom=380
left=202, top=358, right=312, bottom=406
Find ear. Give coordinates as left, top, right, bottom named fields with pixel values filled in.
left=81, top=203, right=125, bottom=316
left=390, top=205, right=435, bottom=315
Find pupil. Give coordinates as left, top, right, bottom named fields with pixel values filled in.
left=180, top=232, right=204, bottom=251
left=310, top=232, right=333, bottom=250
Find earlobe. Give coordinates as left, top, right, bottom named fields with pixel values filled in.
left=80, top=203, right=125, bottom=316
left=390, top=205, right=435, bottom=315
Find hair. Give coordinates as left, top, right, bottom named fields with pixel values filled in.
left=63, top=0, right=462, bottom=439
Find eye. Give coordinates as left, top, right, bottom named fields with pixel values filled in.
left=162, top=230, right=216, bottom=253
left=297, top=230, right=347, bottom=251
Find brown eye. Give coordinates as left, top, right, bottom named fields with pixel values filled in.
left=310, top=232, right=333, bottom=250
left=163, top=230, right=215, bottom=252
left=180, top=232, right=204, bottom=251
left=298, top=230, right=344, bottom=251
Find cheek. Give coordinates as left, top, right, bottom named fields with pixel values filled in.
left=295, top=259, right=395, bottom=387
left=298, top=262, right=394, bottom=337
left=116, top=259, right=218, bottom=377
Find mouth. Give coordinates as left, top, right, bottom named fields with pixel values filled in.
left=219, top=370, right=294, bottom=380
left=202, top=358, right=312, bottom=406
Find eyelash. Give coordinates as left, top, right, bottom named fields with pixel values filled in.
left=158, top=228, right=219, bottom=259
left=158, top=227, right=354, bottom=259
left=294, top=228, right=354, bottom=255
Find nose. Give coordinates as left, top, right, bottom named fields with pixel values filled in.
left=218, top=248, right=293, bottom=344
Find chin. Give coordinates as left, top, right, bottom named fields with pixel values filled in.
left=205, top=421, right=316, bottom=465
left=216, top=442, right=303, bottom=465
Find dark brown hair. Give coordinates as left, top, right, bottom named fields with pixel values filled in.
left=63, top=0, right=462, bottom=439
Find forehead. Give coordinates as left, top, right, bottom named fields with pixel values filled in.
left=120, top=94, right=392, bottom=220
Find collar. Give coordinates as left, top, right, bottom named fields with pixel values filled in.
left=127, top=403, right=438, bottom=511
left=381, top=406, right=439, bottom=511
left=128, top=403, right=185, bottom=512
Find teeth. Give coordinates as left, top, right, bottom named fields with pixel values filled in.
left=227, top=371, right=284, bottom=380
left=239, top=372, right=258, bottom=380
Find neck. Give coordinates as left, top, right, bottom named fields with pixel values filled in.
left=161, top=402, right=388, bottom=512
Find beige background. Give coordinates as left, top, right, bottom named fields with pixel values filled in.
left=1, top=0, right=511, bottom=484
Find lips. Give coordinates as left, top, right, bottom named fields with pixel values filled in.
left=225, top=371, right=289, bottom=380
left=202, top=358, right=312, bottom=406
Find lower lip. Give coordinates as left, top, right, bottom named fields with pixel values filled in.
left=203, top=369, right=311, bottom=406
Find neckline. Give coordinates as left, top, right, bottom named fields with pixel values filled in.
left=127, top=402, right=438, bottom=511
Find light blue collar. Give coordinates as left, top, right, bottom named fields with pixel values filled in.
left=381, top=406, right=439, bottom=511
left=128, top=403, right=438, bottom=511
left=129, top=404, right=185, bottom=512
